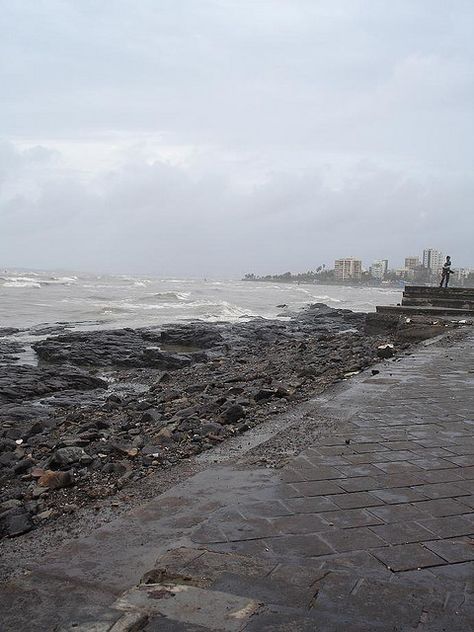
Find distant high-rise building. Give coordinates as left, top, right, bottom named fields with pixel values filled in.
left=423, top=249, right=444, bottom=271
left=405, top=256, right=420, bottom=270
left=370, top=260, right=387, bottom=280
left=334, top=257, right=362, bottom=281
left=454, top=268, right=472, bottom=282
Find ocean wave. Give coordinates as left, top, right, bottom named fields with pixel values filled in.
left=164, top=279, right=193, bottom=284
left=2, top=277, right=42, bottom=288
left=3, top=281, right=42, bottom=289
left=50, top=276, right=78, bottom=283
left=114, top=275, right=152, bottom=287
left=97, top=299, right=254, bottom=321
left=295, top=288, right=342, bottom=303
left=142, top=291, right=191, bottom=302
left=1, top=274, right=78, bottom=288
left=314, top=295, right=342, bottom=303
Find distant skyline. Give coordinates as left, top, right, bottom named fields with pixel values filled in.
left=1, top=1, right=473, bottom=276
left=3, top=243, right=471, bottom=280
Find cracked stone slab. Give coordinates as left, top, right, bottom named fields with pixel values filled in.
left=112, top=584, right=261, bottom=631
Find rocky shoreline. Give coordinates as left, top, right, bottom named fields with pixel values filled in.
left=0, top=304, right=454, bottom=541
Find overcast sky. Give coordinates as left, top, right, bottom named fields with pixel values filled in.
left=1, top=0, right=473, bottom=276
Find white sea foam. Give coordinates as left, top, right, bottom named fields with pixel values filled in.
left=142, top=291, right=191, bottom=302
left=97, top=299, right=255, bottom=322
left=295, top=288, right=342, bottom=303
left=51, top=276, right=78, bottom=283
left=2, top=278, right=42, bottom=288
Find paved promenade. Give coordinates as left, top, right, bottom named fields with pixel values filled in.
left=1, top=330, right=474, bottom=631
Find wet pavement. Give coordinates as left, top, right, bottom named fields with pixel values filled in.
left=1, top=331, right=474, bottom=630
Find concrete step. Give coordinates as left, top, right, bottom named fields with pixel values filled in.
left=404, top=285, right=474, bottom=299
left=376, top=304, right=474, bottom=317
left=402, top=297, right=474, bottom=309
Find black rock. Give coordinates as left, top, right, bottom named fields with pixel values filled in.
left=159, top=323, right=223, bottom=349
left=377, top=345, right=395, bottom=359
left=0, top=327, right=21, bottom=337
left=0, top=365, right=107, bottom=404
left=0, top=438, right=17, bottom=453
left=13, top=458, right=34, bottom=475
left=222, top=404, right=245, bottom=424
left=107, top=394, right=122, bottom=404
left=200, top=421, right=225, bottom=435
left=51, top=446, right=88, bottom=468
left=141, top=348, right=192, bottom=370
left=26, top=421, right=47, bottom=437
left=0, top=452, right=16, bottom=467
left=141, top=409, right=165, bottom=428
left=0, top=499, right=22, bottom=512
left=0, top=507, right=33, bottom=537
left=31, top=328, right=205, bottom=369
left=254, top=389, right=276, bottom=402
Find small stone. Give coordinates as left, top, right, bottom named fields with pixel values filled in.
left=37, top=469, right=74, bottom=490
left=13, top=458, right=34, bottom=475
left=0, top=499, right=22, bottom=512
left=0, top=508, right=33, bottom=537
left=141, top=409, right=166, bottom=429
left=377, top=344, right=395, bottom=359
left=107, top=394, right=122, bottom=404
left=37, top=509, right=53, bottom=520
left=32, top=486, right=48, bottom=498
left=51, top=447, right=88, bottom=468
left=27, top=421, right=46, bottom=437
left=254, top=389, right=275, bottom=402
left=222, top=404, right=245, bottom=424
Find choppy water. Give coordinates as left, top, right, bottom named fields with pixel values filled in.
left=0, top=269, right=401, bottom=331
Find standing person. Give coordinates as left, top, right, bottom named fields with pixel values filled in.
left=439, top=256, right=453, bottom=288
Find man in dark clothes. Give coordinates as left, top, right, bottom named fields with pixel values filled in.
left=439, top=256, right=453, bottom=288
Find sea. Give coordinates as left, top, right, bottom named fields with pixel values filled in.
left=0, top=269, right=401, bottom=332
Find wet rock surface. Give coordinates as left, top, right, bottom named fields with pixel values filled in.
left=0, top=304, right=435, bottom=540
left=0, top=339, right=25, bottom=365
left=0, top=365, right=107, bottom=403
left=32, top=328, right=206, bottom=368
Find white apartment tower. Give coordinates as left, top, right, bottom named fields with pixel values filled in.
left=405, top=256, right=420, bottom=270
left=370, top=260, right=387, bottom=280
left=334, top=257, right=362, bottom=281
left=423, top=249, right=444, bottom=271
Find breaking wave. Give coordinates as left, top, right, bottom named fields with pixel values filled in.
left=141, top=291, right=191, bottom=302
left=99, top=299, right=254, bottom=321
left=3, top=279, right=42, bottom=288
left=1, top=275, right=78, bottom=288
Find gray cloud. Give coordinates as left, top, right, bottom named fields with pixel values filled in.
left=0, top=1, right=473, bottom=275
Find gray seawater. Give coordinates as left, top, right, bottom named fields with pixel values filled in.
left=0, top=269, right=401, bottom=331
